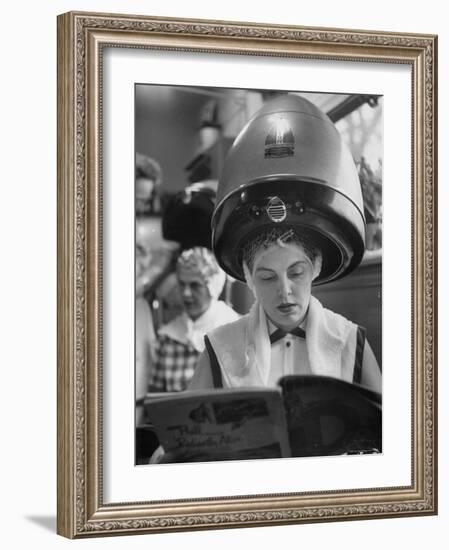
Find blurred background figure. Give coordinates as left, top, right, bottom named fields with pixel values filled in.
left=135, top=152, right=163, bottom=216
left=149, top=247, right=239, bottom=392
left=135, top=232, right=156, bottom=425
left=136, top=179, right=238, bottom=461
left=135, top=218, right=179, bottom=423
left=162, top=180, right=217, bottom=250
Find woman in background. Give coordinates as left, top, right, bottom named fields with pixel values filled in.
left=149, top=247, right=239, bottom=392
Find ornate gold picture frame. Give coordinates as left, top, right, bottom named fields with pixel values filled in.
left=57, top=11, right=437, bottom=538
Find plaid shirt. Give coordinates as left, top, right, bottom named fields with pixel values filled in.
left=150, top=334, right=200, bottom=392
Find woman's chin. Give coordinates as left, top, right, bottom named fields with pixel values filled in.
left=271, top=310, right=304, bottom=331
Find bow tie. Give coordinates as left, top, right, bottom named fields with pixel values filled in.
left=270, top=326, right=306, bottom=345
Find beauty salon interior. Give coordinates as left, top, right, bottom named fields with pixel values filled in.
left=135, top=84, right=383, bottom=464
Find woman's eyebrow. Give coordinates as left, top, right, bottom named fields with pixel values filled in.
left=255, top=260, right=309, bottom=273
left=288, top=260, right=308, bottom=269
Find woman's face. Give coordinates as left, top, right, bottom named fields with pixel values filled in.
left=177, top=267, right=212, bottom=321
left=251, top=243, right=315, bottom=331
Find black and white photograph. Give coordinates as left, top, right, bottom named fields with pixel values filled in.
left=135, top=84, right=383, bottom=465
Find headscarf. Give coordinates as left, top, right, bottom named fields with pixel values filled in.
left=176, top=247, right=226, bottom=300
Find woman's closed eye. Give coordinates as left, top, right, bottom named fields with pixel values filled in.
left=256, top=271, right=276, bottom=282
left=259, top=275, right=276, bottom=282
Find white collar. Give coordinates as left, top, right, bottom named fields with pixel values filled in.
left=266, top=314, right=308, bottom=336
left=158, top=300, right=239, bottom=352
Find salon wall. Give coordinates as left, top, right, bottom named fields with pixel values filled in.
left=136, top=85, right=207, bottom=194
left=1, top=1, right=446, bottom=550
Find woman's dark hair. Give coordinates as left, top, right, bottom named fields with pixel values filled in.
left=241, top=226, right=321, bottom=272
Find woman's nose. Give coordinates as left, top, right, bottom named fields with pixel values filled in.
left=278, top=276, right=292, bottom=299
left=182, top=284, right=192, bottom=298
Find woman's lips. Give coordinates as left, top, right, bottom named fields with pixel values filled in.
left=277, top=303, right=298, bottom=314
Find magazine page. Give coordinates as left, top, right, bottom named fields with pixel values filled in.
left=279, top=375, right=382, bottom=457
left=145, top=388, right=291, bottom=462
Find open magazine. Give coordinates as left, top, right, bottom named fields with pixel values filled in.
left=144, top=375, right=382, bottom=463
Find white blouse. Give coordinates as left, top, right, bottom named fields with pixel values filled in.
left=267, top=320, right=311, bottom=386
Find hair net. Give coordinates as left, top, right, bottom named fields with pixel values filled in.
left=241, top=227, right=322, bottom=298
